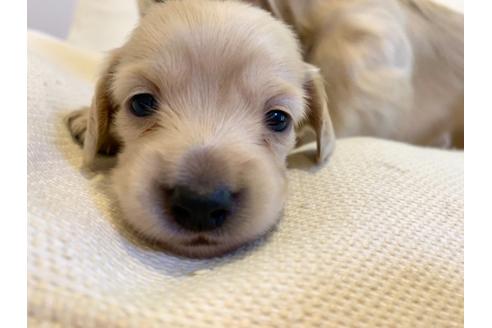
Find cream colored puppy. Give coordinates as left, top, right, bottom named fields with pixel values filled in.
left=67, top=0, right=334, bottom=257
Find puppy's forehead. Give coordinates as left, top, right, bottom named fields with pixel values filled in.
left=117, top=1, right=305, bottom=102
left=129, top=1, right=301, bottom=61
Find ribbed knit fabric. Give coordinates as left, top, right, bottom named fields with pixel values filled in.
left=28, top=31, right=463, bottom=328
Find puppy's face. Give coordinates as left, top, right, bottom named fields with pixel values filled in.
left=83, top=1, right=334, bottom=257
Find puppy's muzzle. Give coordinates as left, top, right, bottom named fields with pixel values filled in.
left=166, top=185, right=236, bottom=232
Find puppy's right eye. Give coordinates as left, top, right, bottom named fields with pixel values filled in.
left=265, top=110, right=291, bottom=132
left=130, top=93, right=157, bottom=117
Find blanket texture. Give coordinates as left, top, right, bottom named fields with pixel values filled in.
left=27, top=32, right=463, bottom=327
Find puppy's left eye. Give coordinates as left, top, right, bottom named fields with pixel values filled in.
left=130, top=93, right=157, bottom=117
left=265, top=110, right=291, bottom=132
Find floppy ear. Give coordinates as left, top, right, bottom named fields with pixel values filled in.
left=137, top=0, right=165, bottom=17
left=303, top=64, right=336, bottom=164
left=245, top=0, right=291, bottom=20
left=243, top=0, right=311, bottom=33
left=244, top=0, right=276, bottom=12
left=83, top=52, right=121, bottom=166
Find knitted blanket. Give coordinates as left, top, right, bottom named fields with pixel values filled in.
left=27, top=31, right=463, bottom=327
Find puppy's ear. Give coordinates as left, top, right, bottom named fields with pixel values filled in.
left=244, top=0, right=309, bottom=32
left=137, top=0, right=165, bottom=17
left=244, top=0, right=276, bottom=12
left=245, top=0, right=292, bottom=21
left=83, top=51, right=121, bottom=166
left=303, top=64, right=336, bottom=164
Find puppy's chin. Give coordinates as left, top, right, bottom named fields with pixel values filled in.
left=150, top=216, right=282, bottom=259
left=157, top=238, right=247, bottom=259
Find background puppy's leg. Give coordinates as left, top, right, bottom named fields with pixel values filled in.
left=450, top=94, right=464, bottom=148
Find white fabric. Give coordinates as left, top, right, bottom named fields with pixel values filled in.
left=67, top=0, right=139, bottom=52
left=27, top=31, right=463, bottom=327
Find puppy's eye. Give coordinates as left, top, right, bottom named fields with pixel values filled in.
left=265, top=110, right=291, bottom=132
left=130, top=93, right=157, bottom=117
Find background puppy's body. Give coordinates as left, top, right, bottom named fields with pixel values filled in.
left=242, top=0, right=464, bottom=147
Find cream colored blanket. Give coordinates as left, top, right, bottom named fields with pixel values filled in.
left=27, top=31, right=463, bottom=327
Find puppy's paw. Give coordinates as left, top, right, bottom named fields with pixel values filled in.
left=66, top=108, right=89, bottom=146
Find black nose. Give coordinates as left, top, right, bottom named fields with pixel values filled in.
left=168, top=186, right=234, bottom=232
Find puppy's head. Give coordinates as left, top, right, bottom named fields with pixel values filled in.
left=84, top=0, right=334, bottom=257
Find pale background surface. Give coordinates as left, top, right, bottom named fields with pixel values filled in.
left=28, top=0, right=464, bottom=51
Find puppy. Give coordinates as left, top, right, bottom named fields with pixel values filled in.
left=67, top=0, right=334, bottom=257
